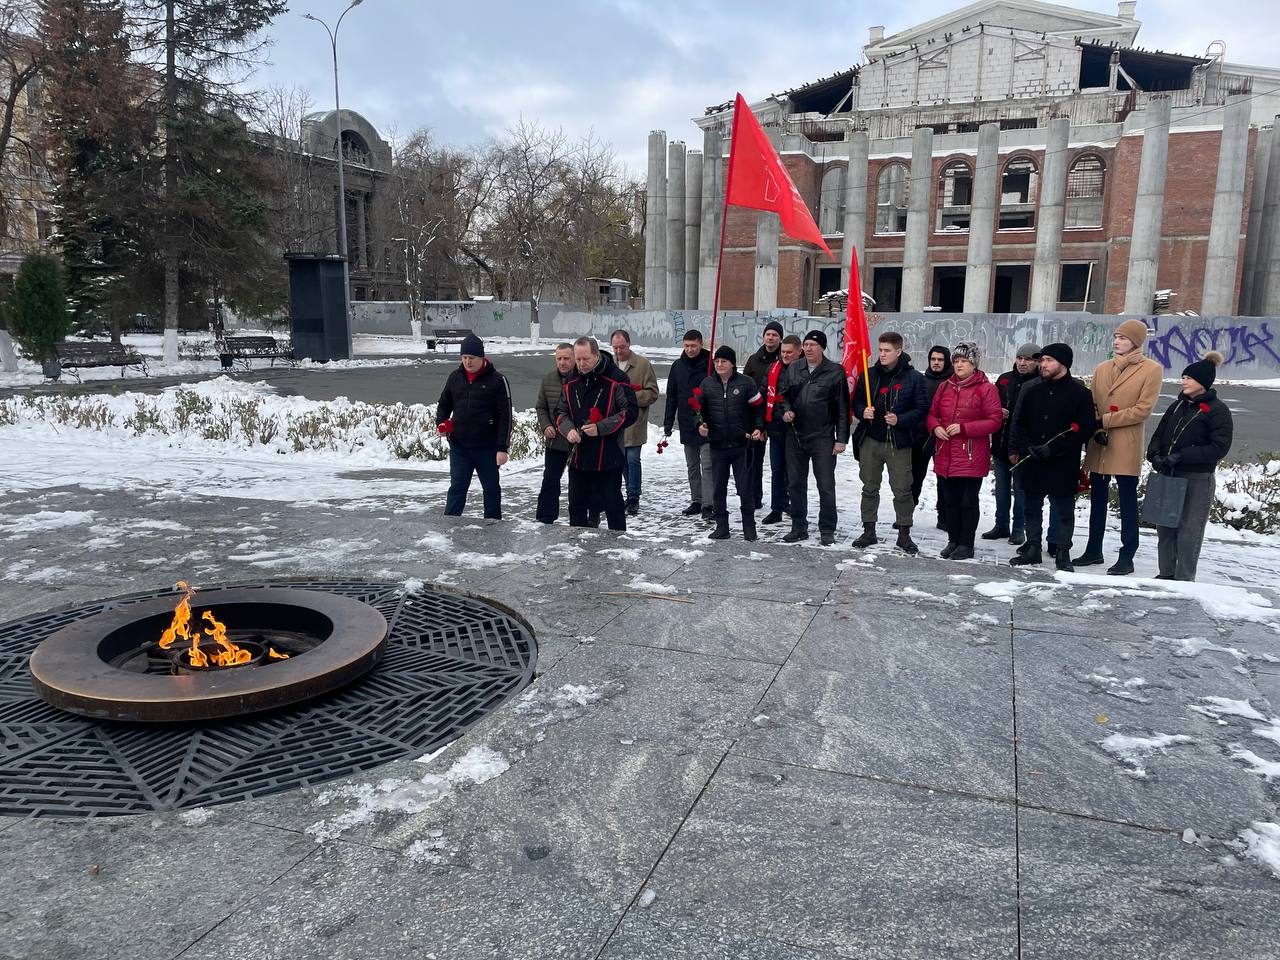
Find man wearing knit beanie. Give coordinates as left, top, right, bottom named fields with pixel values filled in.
left=742, top=322, right=786, bottom=510
left=1076, top=320, right=1162, bottom=575
left=436, top=334, right=513, bottom=520
left=697, top=344, right=765, bottom=540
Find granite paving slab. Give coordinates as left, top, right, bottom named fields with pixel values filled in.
left=668, top=543, right=840, bottom=604
left=642, top=754, right=1019, bottom=959
left=0, top=815, right=314, bottom=960
left=1017, top=808, right=1280, bottom=960
left=1012, top=630, right=1276, bottom=833
left=601, top=913, right=849, bottom=959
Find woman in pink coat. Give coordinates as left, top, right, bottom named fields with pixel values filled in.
left=927, top=340, right=1004, bottom=560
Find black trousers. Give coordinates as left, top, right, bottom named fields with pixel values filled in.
left=938, top=476, right=982, bottom=548
left=786, top=435, right=838, bottom=535
left=911, top=438, right=946, bottom=524
left=748, top=439, right=768, bottom=509
left=568, top=467, right=626, bottom=530
left=445, top=444, right=501, bottom=519
left=711, top=447, right=752, bottom=520
left=1025, top=492, right=1075, bottom=554
left=535, top=447, right=570, bottom=523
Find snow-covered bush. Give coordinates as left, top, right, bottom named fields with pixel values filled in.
left=1212, top=456, right=1280, bottom=534
left=0, top=378, right=543, bottom=464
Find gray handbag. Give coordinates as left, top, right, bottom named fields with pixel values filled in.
left=1142, top=472, right=1188, bottom=528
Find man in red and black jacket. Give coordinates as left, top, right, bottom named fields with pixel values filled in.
left=436, top=334, right=512, bottom=520
left=760, top=334, right=801, bottom=525
left=554, top=336, right=638, bottom=530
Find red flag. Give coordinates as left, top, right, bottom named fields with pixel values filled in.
left=841, top=249, right=871, bottom=386
left=726, top=94, right=833, bottom=259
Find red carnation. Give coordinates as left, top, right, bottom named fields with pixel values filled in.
left=692, top=387, right=703, bottom=397
left=1069, top=423, right=1080, bottom=432
left=878, top=386, right=889, bottom=395
left=998, top=377, right=1008, bottom=386
left=1109, top=405, right=1119, bottom=412
left=1199, top=402, right=1210, bottom=413
left=892, top=383, right=903, bottom=391
left=588, top=407, right=603, bottom=423
left=689, top=397, right=702, bottom=412
left=438, top=418, right=454, bottom=436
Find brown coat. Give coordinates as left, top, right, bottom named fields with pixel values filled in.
left=1082, top=351, right=1163, bottom=476
left=617, top=352, right=659, bottom=447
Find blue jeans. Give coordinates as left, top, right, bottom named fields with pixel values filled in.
left=1084, top=472, right=1139, bottom=560
left=768, top=432, right=790, bottom=513
left=992, top=457, right=1025, bottom=533
left=445, top=444, right=501, bottom=519
left=624, top=445, right=642, bottom=503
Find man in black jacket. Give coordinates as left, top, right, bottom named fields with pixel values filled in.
left=697, top=345, right=765, bottom=541
left=742, top=320, right=784, bottom=511
left=555, top=336, right=638, bottom=530
left=912, top=345, right=952, bottom=530
left=982, top=342, right=1040, bottom=545
left=1008, top=342, right=1097, bottom=571
left=779, top=329, right=850, bottom=545
left=761, top=335, right=801, bottom=524
left=663, top=329, right=714, bottom=520
left=849, top=332, right=930, bottom=554
left=436, top=334, right=513, bottom=520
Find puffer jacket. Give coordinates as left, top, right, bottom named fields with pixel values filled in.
left=554, top=353, right=638, bottom=472
left=850, top=355, right=930, bottom=452
left=697, top=370, right=764, bottom=449
left=436, top=360, right=512, bottom=451
left=663, top=348, right=712, bottom=442
left=926, top=370, right=1003, bottom=479
left=1146, top=390, right=1233, bottom=474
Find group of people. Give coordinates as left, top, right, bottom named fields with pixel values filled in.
left=435, top=320, right=1234, bottom=582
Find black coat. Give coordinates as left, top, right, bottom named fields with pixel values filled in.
left=436, top=361, right=513, bottom=451
left=697, top=370, right=764, bottom=449
left=778, top=357, right=851, bottom=446
left=742, top=343, right=781, bottom=392
left=554, top=354, right=638, bottom=472
left=992, top=367, right=1040, bottom=459
left=850, top=355, right=929, bottom=451
left=1008, top=374, right=1098, bottom=498
left=663, top=348, right=712, bottom=443
left=1146, top=390, right=1233, bottom=474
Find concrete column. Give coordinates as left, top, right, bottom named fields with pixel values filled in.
left=0, top=329, right=17, bottom=373
left=901, top=126, right=933, bottom=311
left=1261, top=143, right=1280, bottom=314
left=644, top=131, right=667, bottom=309
left=355, top=193, right=367, bottom=270
left=1202, top=95, right=1253, bottom=314
left=697, top=126, right=723, bottom=308
left=964, top=122, right=1000, bottom=312
left=1029, top=116, right=1070, bottom=312
left=665, top=141, right=687, bottom=309
left=1240, top=126, right=1273, bottom=314
left=840, top=130, right=870, bottom=293
left=1124, top=95, right=1172, bottom=314
left=684, top=151, right=702, bottom=309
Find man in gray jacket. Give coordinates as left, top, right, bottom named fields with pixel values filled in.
left=534, top=343, right=575, bottom=523
left=611, top=329, right=660, bottom=516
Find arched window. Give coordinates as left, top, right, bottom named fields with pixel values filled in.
left=936, top=159, right=973, bottom=232
left=999, top=156, right=1039, bottom=229
left=819, top=165, right=846, bottom=235
left=1065, top=154, right=1106, bottom=228
left=875, top=162, right=909, bottom=234
left=337, top=130, right=371, bottom=165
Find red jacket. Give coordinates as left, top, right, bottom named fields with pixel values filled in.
left=926, top=370, right=1003, bottom=478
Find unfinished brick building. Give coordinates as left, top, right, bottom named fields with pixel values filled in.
left=643, top=0, right=1280, bottom=317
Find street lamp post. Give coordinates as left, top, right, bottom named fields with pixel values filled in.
left=303, top=0, right=364, bottom=356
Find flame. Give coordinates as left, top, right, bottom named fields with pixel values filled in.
left=268, top=647, right=290, bottom=660
left=158, top=581, right=253, bottom=669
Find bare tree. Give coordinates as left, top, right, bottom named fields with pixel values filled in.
left=253, top=84, right=331, bottom=255
left=0, top=1, right=46, bottom=248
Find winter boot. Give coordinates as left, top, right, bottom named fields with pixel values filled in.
left=949, top=545, right=974, bottom=561
left=625, top=498, right=639, bottom=516
left=761, top=510, right=784, bottom=525
left=701, top=506, right=715, bottom=523
left=1055, top=548, right=1075, bottom=573
left=1071, top=548, right=1104, bottom=567
left=1107, top=556, right=1135, bottom=576
left=820, top=531, right=836, bottom=546
left=940, top=542, right=958, bottom=559
left=708, top=515, right=731, bottom=540
left=681, top=502, right=702, bottom=516
left=1008, top=529, right=1026, bottom=546
left=741, top=510, right=758, bottom=542
left=981, top=525, right=1010, bottom=540
left=851, top=523, right=878, bottom=548
left=782, top=526, right=809, bottom=543
left=895, top=525, right=919, bottom=556
left=1010, top=544, right=1043, bottom=566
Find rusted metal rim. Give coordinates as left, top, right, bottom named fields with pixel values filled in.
left=28, top=587, right=388, bottom=723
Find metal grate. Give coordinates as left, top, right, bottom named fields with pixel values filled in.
left=0, top=579, right=536, bottom=818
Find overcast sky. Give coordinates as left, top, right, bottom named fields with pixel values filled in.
left=256, top=0, right=1277, bottom=175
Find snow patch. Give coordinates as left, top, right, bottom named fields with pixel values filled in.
left=661, top=547, right=705, bottom=562
left=1099, top=732, right=1195, bottom=778
left=1153, top=635, right=1246, bottom=661
left=1, top=510, right=96, bottom=533
left=1237, top=822, right=1280, bottom=879
left=1191, top=697, right=1268, bottom=722
left=1230, top=748, right=1280, bottom=781
left=178, top=807, right=215, bottom=826
left=626, top=577, right=678, bottom=595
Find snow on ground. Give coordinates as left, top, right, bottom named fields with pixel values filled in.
left=1099, top=732, right=1195, bottom=779
left=1236, top=822, right=1280, bottom=878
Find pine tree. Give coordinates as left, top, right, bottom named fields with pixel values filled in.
left=6, top=253, right=68, bottom=361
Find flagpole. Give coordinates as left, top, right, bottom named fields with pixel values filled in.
left=706, top=107, right=741, bottom=376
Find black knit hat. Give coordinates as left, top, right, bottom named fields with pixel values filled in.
left=1182, top=350, right=1224, bottom=389
left=460, top=333, right=485, bottom=358
left=763, top=320, right=785, bottom=338
left=803, top=329, right=828, bottom=350
left=714, top=345, right=737, bottom=366
left=1039, top=342, right=1073, bottom=369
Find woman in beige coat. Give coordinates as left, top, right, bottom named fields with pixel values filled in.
left=1075, top=318, right=1163, bottom=575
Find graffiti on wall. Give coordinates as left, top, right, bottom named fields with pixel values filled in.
left=1145, top=318, right=1279, bottom=370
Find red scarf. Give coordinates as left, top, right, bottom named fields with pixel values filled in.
left=765, top=360, right=784, bottom=423
left=464, top=359, right=488, bottom=383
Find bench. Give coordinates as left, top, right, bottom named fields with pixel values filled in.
left=425, top=327, right=475, bottom=352
left=218, top=335, right=296, bottom=369
left=54, top=341, right=149, bottom=381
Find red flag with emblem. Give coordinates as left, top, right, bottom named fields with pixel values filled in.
left=725, top=94, right=832, bottom=259
left=842, top=249, right=871, bottom=383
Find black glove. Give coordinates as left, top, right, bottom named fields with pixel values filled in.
left=1165, top=452, right=1182, bottom=470
left=1029, top=443, right=1051, bottom=459
left=1093, top=430, right=1109, bottom=447
left=1150, top=455, right=1168, bottom=473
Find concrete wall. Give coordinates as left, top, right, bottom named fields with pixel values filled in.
left=348, top=300, right=1280, bottom=378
